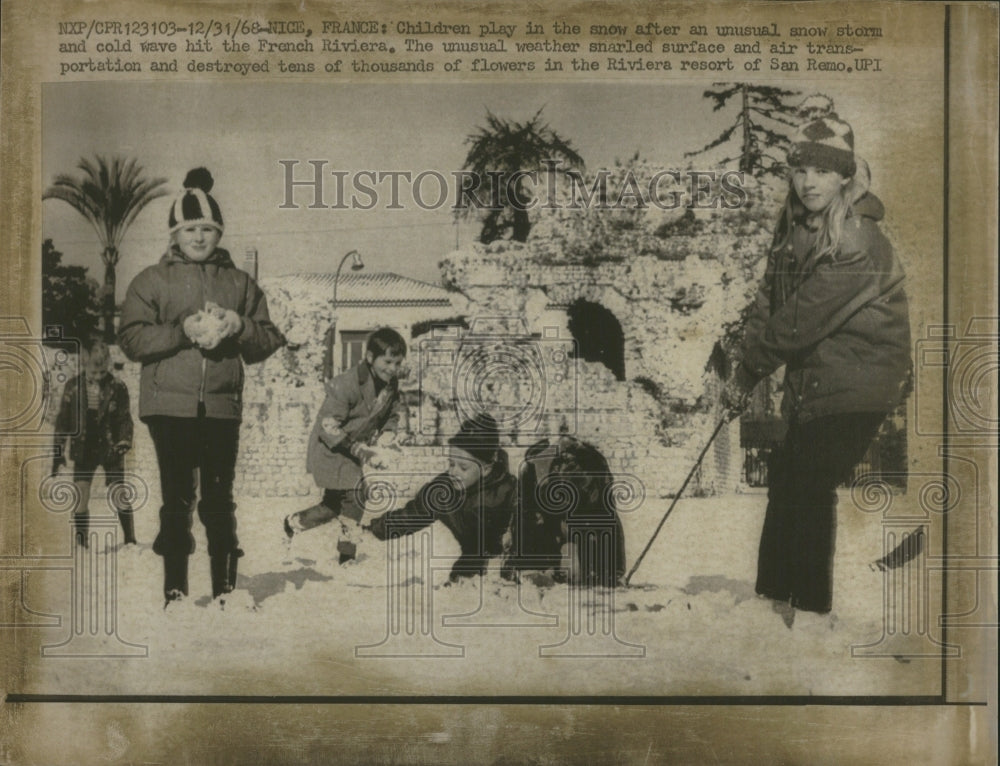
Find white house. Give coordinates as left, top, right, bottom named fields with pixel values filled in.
left=261, top=270, right=465, bottom=377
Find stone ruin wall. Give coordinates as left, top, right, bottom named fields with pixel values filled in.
left=43, top=231, right=764, bottom=511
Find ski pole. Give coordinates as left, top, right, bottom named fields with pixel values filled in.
left=624, top=415, right=730, bottom=586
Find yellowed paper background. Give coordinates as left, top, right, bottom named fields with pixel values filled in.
left=2, top=1, right=996, bottom=763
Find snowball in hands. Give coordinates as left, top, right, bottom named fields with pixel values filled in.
left=184, top=301, right=242, bottom=350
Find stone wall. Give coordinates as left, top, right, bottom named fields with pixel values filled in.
left=44, top=221, right=760, bottom=507
left=434, top=242, right=763, bottom=497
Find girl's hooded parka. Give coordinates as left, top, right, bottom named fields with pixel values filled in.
left=739, top=172, right=911, bottom=423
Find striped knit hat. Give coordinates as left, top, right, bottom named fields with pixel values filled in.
left=168, top=168, right=224, bottom=235
left=787, top=115, right=857, bottom=178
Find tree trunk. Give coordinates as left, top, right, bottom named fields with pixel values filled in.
left=102, top=251, right=117, bottom=344
left=511, top=208, right=531, bottom=242
left=479, top=209, right=503, bottom=244
left=511, top=177, right=533, bottom=242
left=740, top=84, right=752, bottom=175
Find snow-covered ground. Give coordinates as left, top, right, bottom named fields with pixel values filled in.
left=23, top=482, right=940, bottom=698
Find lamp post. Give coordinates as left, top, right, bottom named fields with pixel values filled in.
left=324, top=250, right=365, bottom=380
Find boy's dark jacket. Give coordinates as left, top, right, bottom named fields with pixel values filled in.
left=53, top=372, right=133, bottom=468
left=306, top=361, right=408, bottom=490
left=118, top=246, right=285, bottom=421
left=367, top=451, right=516, bottom=580
left=740, top=187, right=911, bottom=422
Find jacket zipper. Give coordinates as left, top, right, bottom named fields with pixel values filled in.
left=198, top=262, right=208, bottom=404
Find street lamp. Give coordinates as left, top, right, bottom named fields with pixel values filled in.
left=323, top=250, right=365, bottom=380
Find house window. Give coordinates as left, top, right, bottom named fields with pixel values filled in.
left=340, top=331, right=370, bottom=373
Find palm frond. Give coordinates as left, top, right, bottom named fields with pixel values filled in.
left=44, top=154, right=169, bottom=257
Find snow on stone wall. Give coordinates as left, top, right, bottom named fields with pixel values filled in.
left=435, top=229, right=768, bottom=497
left=42, top=164, right=774, bottom=505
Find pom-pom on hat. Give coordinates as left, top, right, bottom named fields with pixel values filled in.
left=168, top=167, right=224, bottom=235
left=447, top=413, right=500, bottom=465
left=787, top=115, right=857, bottom=179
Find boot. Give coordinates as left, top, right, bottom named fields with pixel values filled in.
left=337, top=519, right=361, bottom=564
left=117, top=508, right=138, bottom=545
left=228, top=548, right=244, bottom=594
left=210, top=555, right=230, bottom=599
left=284, top=503, right=337, bottom=538
left=73, top=512, right=89, bottom=549
left=210, top=548, right=244, bottom=599
left=163, top=555, right=189, bottom=607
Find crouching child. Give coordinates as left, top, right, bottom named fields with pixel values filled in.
left=286, top=327, right=409, bottom=542
left=502, top=436, right=626, bottom=588
left=366, top=414, right=516, bottom=582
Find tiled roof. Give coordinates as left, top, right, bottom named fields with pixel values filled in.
left=266, top=272, right=455, bottom=307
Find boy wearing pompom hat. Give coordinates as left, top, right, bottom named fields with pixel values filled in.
left=119, top=168, right=285, bottom=606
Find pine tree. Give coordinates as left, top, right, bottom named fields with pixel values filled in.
left=685, top=83, right=802, bottom=179
left=41, top=239, right=100, bottom=343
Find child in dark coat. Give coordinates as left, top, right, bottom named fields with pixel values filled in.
left=722, top=113, right=911, bottom=616
left=52, top=336, right=136, bottom=547
left=366, top=414, right=516, bottom=582
left=285, top=327, right=409, bottom=543
left=502, top=436, right=626, bottom=588
left=119, top=168, right=285, bottom=605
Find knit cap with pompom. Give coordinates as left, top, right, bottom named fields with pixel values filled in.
left=787, top=115, right=857, bottom=179
left=168, top=167, right=224, bottom=234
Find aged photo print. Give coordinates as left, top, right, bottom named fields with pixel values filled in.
left=2, top=1, right=996, bottom=763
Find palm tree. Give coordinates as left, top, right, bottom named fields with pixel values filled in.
left=43, top=156, right=168, bottom=342
left=457, top=108, right=584, bottom=243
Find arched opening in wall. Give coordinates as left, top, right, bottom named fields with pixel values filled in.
left=566, top=299, right=625, bottom=381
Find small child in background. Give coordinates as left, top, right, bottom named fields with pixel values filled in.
left=285, top=327, right=410, bottom=544
left=52, top=335, right=136, bottom=548
left=366, top=413, right=516, bottom=582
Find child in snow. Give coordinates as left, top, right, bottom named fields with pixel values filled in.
left=721, top=113, right=911, bottom=616
left=285, top=327, right=409, bottom=544
left=118, top=167, right=285, bottom=605
left=52, top=335, right=136, bottom=548
left=366, top=413, right=516, bottom=582
left=502, top=436, right=626, bottom=588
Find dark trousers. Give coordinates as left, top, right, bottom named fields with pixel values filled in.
left=322, top=487, right=366, bottom=523
left=146, top=414, right=241, bottom=558
left=756, top=411, right=885, bottom=613
left=290, top=485, right=367, bottom=532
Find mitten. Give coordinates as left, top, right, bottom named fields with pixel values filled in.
left=720, top=365, right=758, bottom=419
left=220, top=308, right=243, bottom=339
left=353, top=444, right=390, bottom=470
